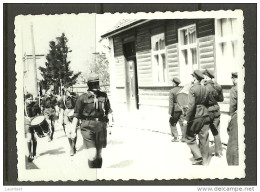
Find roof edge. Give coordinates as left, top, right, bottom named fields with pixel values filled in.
left=101, top=19, right=151, bottom=39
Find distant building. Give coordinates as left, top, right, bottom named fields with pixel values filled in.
left=23, top=54, right=45, bottom=97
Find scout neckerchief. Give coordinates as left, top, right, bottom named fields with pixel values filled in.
left=89, top=91, right=99, bottom=109
left=89, top=90, right=106, bottom=112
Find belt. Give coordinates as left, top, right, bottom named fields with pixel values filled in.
left=84, top=117, right=102, bottom=121
left=83, top=116, right=108, bottom=122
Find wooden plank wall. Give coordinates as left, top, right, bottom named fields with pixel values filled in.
left=138, top=86, right=171, bottom=107
left=198, top=35, right=215, bottom=71
left=165, top=20, right=179, bottom=84
left=166, top=43, right=179, bottom=83
left=135, top=23, right=153, bottom=86
left=197, top=19, right=215, bottom=71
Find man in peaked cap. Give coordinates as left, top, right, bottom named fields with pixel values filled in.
left=183, top=70, right=210, bottom=165
left=168, top=77, right=186, bottom=142
left=203, top=69, right=224, bottom=157
left=71, top=73, right=113, bottom=168
left=226, top=72, right=238, bottom=165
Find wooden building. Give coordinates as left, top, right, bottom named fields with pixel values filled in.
left=102, top=19, right=240, bottom=132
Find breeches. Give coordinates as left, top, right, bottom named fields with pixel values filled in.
left=186, top=117, right=210, bottom=162
left=226, top=113, right=239, bottom=165
left=169, top=111, right=185, bottom=137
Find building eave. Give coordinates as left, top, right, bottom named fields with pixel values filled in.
left=101, top=19, right=152, bottom=39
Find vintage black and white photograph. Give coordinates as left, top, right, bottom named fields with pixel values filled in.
left=15, top=10, right=245, bottom=181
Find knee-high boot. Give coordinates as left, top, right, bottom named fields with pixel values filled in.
left=68, top=138, right=74, bottom=156
left=27, top=142, right=33, bottom=162
left=73, top=136, right=77, bottom=153
left=96, top=158, right=103, bottom=168
left=32, top=141, right=37, bottom=157
left=27, top=141, right=32, bottom=156
left=88, top=159, right=96, bottom=168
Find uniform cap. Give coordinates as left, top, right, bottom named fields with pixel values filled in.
left=231, top=72, right=238, bottom=78
left=87, top=73, right=99, bottom=82
left=192, top=70, right=204, bottom=80
left=203, top=69, right=215, bottom=78
left=172, top=77, right=181, bottom=85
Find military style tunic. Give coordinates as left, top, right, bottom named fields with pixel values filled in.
left=185, top=82, right=209, bottom=126
left=204, top=80, right=224, bottom=133
left=168, top=86, right=185, bottom=139
left=169, top=86, right=183, bottom=115
left=58, top=93, right=78, bottom=124
left=24, top=101, right=41, bottom=134
left=229, top=85, right=237, bottom=115
left=204, top=80, right=224, bottom=155
left=41, top=95, right=58, bottom=117
left=185, top=82, right=210, bottom=162
left=74, top=90, right=112, bottom=149
left=226, top=85, right=238, bottom=165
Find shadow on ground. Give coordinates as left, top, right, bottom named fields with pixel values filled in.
left=39, top=147, right=66, bottom=156
left=108, top=160, right=133, bottom=168
left=25, top=156, right=39, bottom=170
left=107, top=139, right=124, bottom=145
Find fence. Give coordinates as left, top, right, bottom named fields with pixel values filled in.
left=71, top=83, right=110, bottom=96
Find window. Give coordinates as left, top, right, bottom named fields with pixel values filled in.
left=151, top=33, right=167, bottom=84
left=178, top=24, right=198, bottom=84
left=215, top=18, right=238, bottom=85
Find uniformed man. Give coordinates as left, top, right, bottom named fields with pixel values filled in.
left=41, top=86, right=58, bottom=141
left=226, top=72, right=238, bottom=165
left=24, top=93, right=41, bottom=162
left=168, top=77, right=186, bottom=142
left=71, top=73, right=112, bottom=168
left=183, top=70, right=210, bottom=165
left=203, top=69, right=224, bottom=157
left=58, top=83, right=78, bottom=156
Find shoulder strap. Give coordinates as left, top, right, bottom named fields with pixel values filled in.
left=24, top=103, right=29, bottom=117
left=63, top=96, right=68, bottom=109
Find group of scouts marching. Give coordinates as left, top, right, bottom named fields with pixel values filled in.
left=169, top=69, right=238, bottom=166
left=24, top=69, right=238, bottom=168
left=24, top=73, right=112, bottom=168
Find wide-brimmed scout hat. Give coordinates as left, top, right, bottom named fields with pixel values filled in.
left=87, top=73, right=99, bottom=82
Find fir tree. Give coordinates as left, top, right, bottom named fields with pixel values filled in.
left=39, top=33, right=81, bottom=95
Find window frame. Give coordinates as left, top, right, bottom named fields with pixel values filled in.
left=178, top=24, right=198, bottom=84
left=151, top=32, right=168, bottom=85
left=215, top=18, right=239, bottom=85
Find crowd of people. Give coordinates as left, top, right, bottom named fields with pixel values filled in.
left=168, top=68, right=238, bottom=166
left=24, top=69, right=238, bottom=169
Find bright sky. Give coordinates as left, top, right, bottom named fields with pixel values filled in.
left=17, top=14, right=96, bottom=74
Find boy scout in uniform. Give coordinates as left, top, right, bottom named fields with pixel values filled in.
left=71, top=73, right=112, bottom=168
left=183, top=70, right=210, bottom=165
left=203, top=69, right=224, bottom=157
left=226, top=72, right=238, bottom=165
left=58, top=83, right=78, bottom=156
left=24, top=93, right=41, bottom=162
left=168, top=77, right=186, bottom=142
left=41, top=87, right=58, bottom=141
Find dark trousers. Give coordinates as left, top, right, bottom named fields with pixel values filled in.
left=226, top=112, right=238, bottom=165
left=186, top=117, right=210, bottom=164
left=209, top=114, right=222, bottom=154
left=169, top=111, right=186, bottom=138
